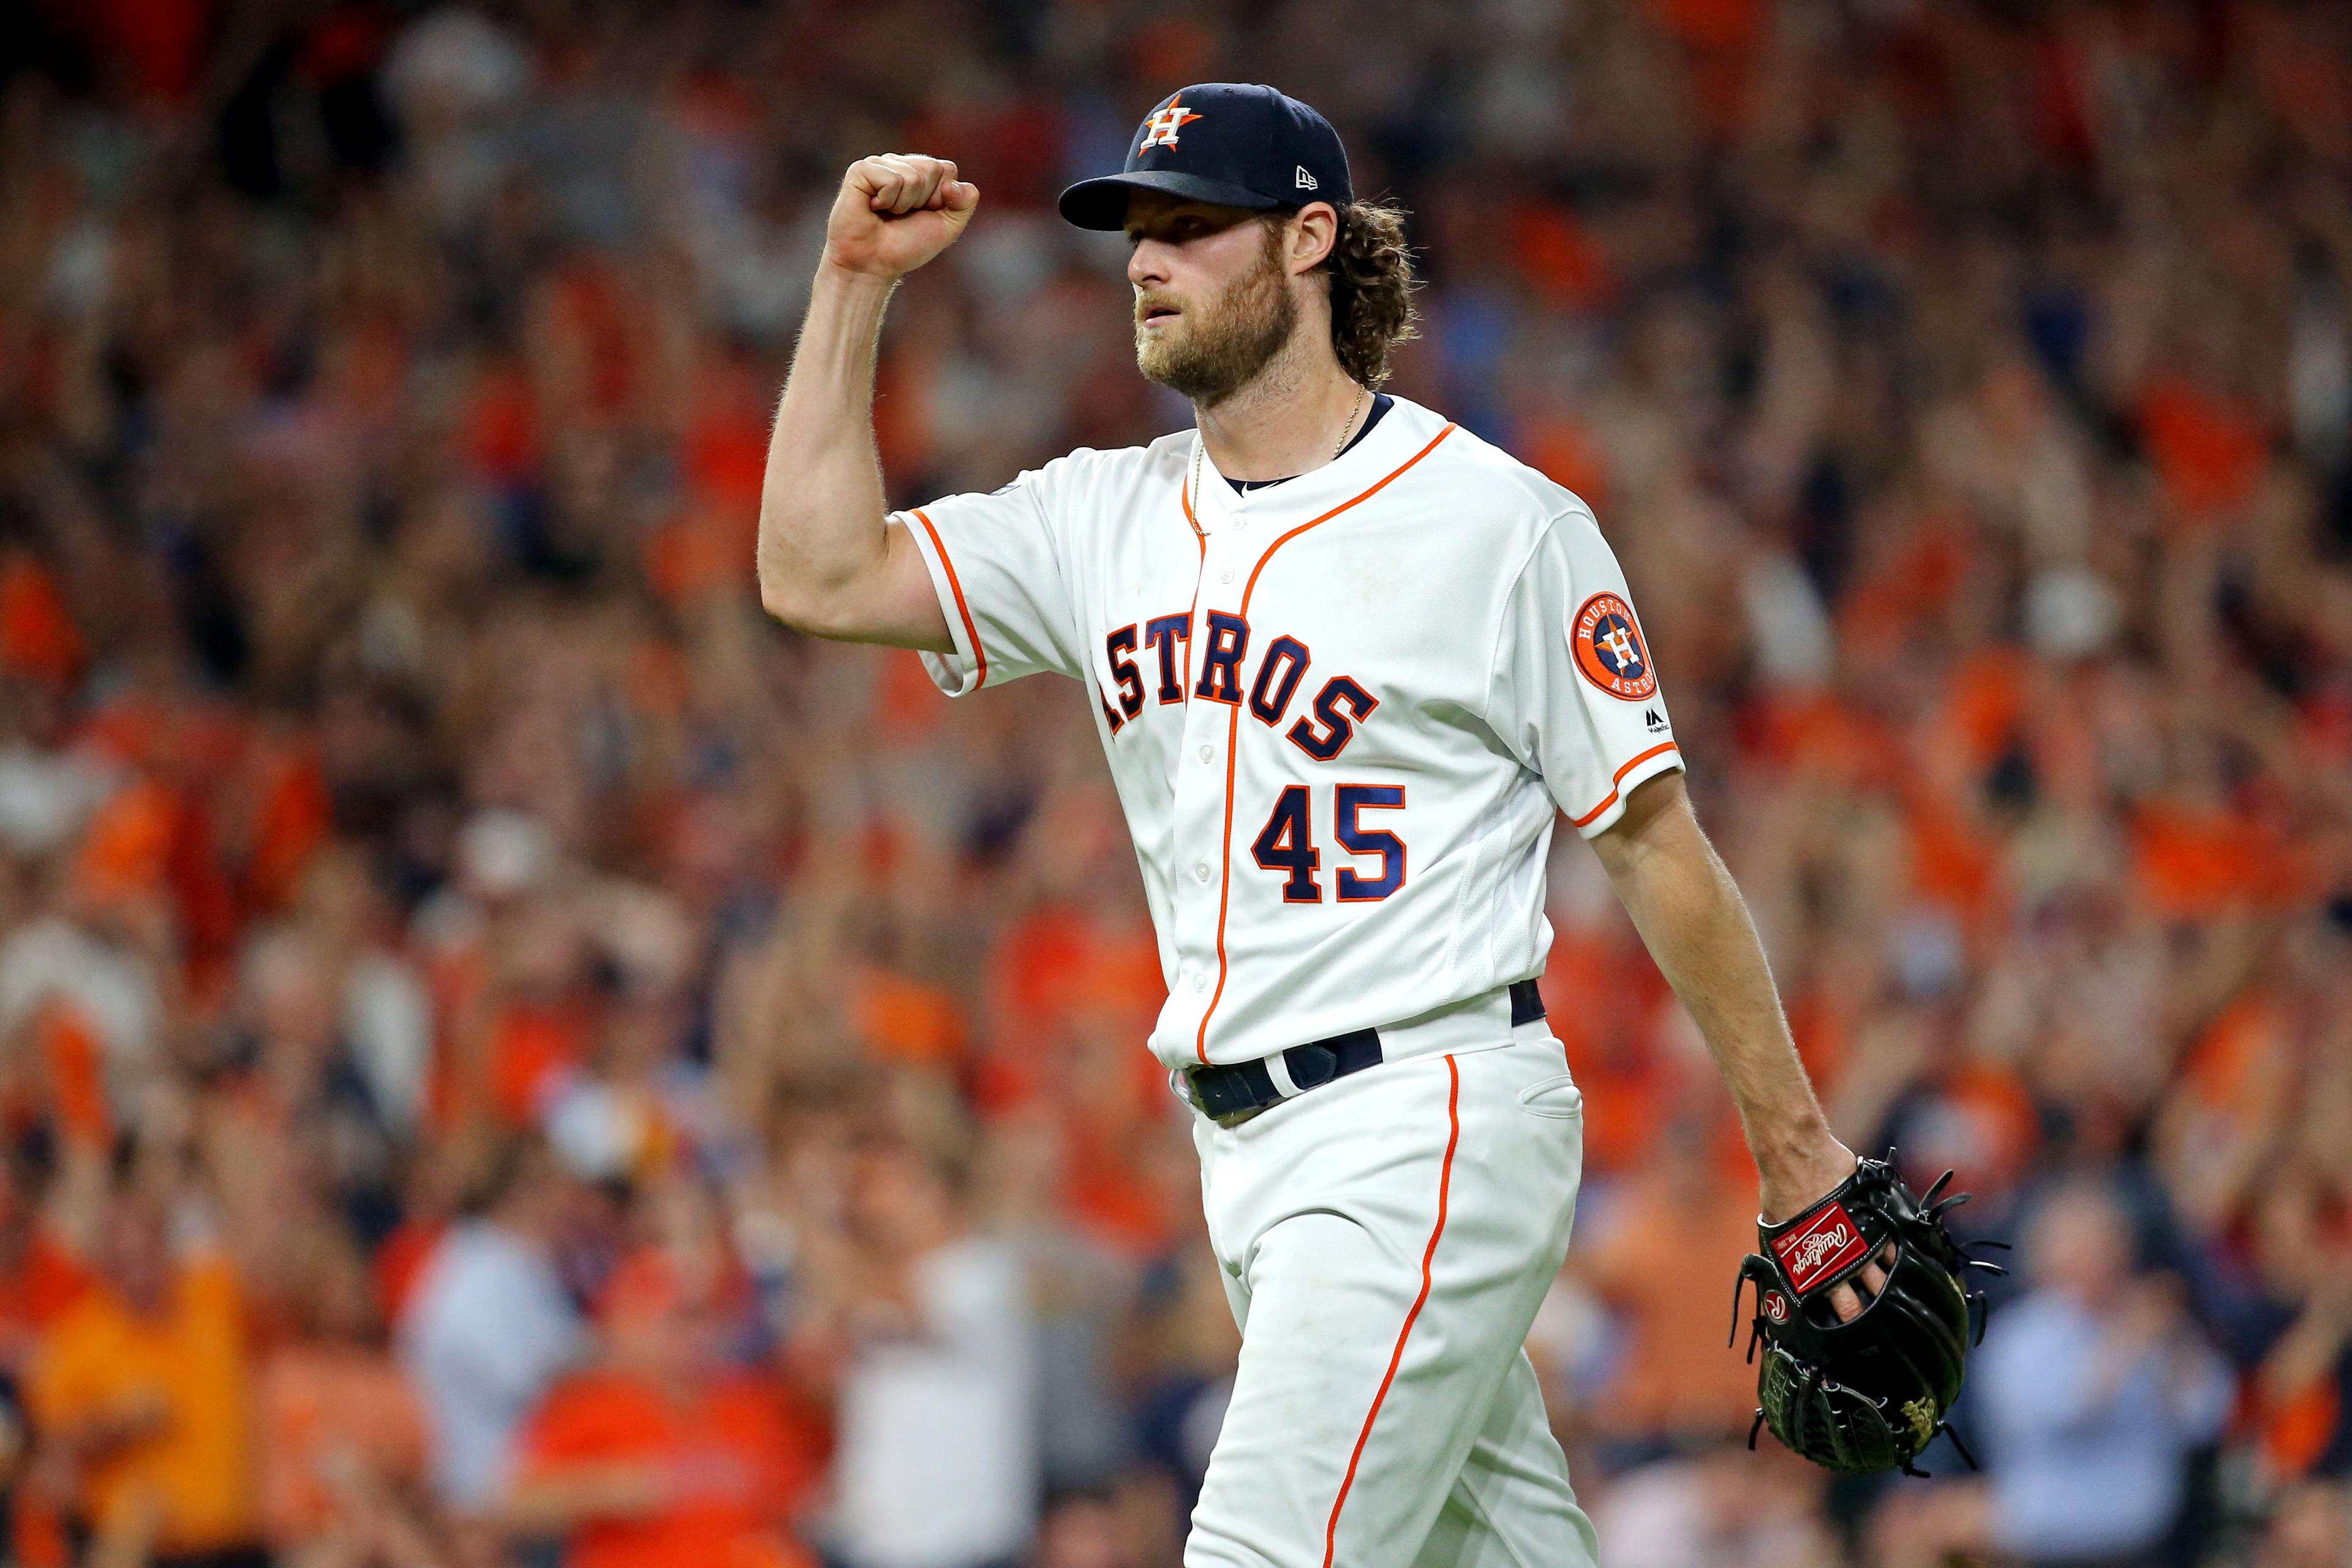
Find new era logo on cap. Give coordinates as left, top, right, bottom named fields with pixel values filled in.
left=1057, top=83, right=1354, bottom=231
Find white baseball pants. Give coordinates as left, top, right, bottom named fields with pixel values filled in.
left=1184, top=1011, right=1599, bottom=1568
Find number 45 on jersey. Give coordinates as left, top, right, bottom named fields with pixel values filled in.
left=1251, top=784, right=1405, bottom=904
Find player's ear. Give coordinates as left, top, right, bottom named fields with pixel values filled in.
left=1288, top=202, right=1340, bottom=275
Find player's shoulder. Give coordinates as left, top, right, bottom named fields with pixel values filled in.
left=1397, top=399, right=1599, bottom=541
left=1002, top=432, right=1189, bottom=510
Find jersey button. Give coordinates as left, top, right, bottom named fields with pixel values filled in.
left=1194, top=861, right=1212, bottom=882
left=1197, top=744, right=1212, bottom=763
left=1219, top=568, right=1234, bottom=584
left=1191, top=972, right=1207, bottom=991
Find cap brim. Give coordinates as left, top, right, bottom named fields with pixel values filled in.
left=1057, top=171, right=1284, bottom=230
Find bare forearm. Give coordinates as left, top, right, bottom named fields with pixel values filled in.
left=1621, top=833, right=1826, bottom=1153
left=758, top=265, right=898, bottom=631
left=1594, top=775, right=1845, bottom=1216
left=758, top=153, right=973, bottom=650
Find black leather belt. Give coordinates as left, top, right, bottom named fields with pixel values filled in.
left=1183, top=979, right=1546, bottom=1127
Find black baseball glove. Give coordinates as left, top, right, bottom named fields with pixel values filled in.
left=1731, top=1154, right=2006, bottom=1476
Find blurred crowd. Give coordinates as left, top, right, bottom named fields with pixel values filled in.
left=0, top=0, right=2349, bottom=1565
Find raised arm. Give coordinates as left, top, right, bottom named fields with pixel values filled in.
left=756, top=155, right=975, bottom=650
left=1589, top=771, right=1858, bottom=1223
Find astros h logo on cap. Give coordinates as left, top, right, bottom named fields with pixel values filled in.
left=1139, top=92, right=1204, bottom=149
left=1058, top=83, right=1353, bottom=231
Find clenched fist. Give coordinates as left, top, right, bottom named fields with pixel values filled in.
left=823, top=154, right=979, bottom=281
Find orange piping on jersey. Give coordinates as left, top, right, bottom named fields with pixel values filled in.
left=1193, top=424, right=1457, bottom=1063
left=911, top=509, right=987, bottom=689
left=1178, top=470, right=1207, bottom=698
left=1323, top=1052, right=1460, bottom=1566
left=1567, top=741, right=1681, bottom=829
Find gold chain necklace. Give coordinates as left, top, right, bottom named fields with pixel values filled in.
left=1193, top=382, right=1368, bottom=507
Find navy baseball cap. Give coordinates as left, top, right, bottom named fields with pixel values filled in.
left=1058, top=83, right=1353, bottom=232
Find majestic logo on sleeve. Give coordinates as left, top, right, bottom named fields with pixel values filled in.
left=1571, top=592, right=1657, bottom=701
left=1139, top=95, right=1204, bottom=149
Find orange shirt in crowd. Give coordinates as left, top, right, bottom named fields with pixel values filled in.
left=26, top=1256, right=256, bottom=1552
left=0, top=552, right=85, bottom=687
left=0, top=1229, right=92, bottom=1375
left=2137, top=373, right=2269, bottom=527
left=514, top=1369, right=816, bottom=1568
left=2132, top=802, right=2303, bottom=918
left=849, top=964, right=968, bottom=1071
left=1539, top=925, right=1673, bottom=1178
left=257, top=1343, right=429, bottom=1548
left=1581, top=1163, right=1762, bottom=1441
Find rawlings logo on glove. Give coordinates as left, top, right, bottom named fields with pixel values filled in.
left=1772, top=1205, right=1869, bottom=1292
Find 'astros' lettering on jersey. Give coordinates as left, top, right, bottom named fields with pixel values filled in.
left=897, top=396, right=1683, bottom=1070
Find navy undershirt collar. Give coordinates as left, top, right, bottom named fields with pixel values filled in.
left=1223, top=394, right=1394, bottom=494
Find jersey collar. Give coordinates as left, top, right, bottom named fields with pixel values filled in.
left=1186, top=395, right=1436, bottom=533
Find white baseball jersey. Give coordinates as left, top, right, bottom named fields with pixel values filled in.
left=897, top=394, right=1682, bottom=1070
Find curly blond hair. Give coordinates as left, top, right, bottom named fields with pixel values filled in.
left=1319, top=200, right=1421, bottom=388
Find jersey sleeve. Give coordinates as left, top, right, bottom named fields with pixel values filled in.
left=895, top=466, right=1085, bottom=696
left=1485, top=507, right=1684, bottom=838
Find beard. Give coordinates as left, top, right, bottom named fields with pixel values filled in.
left=1134, top=228, right=1298, bottom=404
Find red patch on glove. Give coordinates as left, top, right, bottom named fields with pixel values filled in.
left=1773, top=1202, right=1871, bottom=1296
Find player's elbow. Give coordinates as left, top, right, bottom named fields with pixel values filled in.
left=753, top=533, right=809, bottom=628
left=755, top=507, right=857, bottom=636
left=760, top=553, right=916, bottom=647
left=756, top=562, right=852, bottom=639
left=756, top=511, right=944, bottom=651
left=754, top=548, right=807, bottom=628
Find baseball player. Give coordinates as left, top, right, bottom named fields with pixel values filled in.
left=761, top=83, right=1877, bottom=1568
